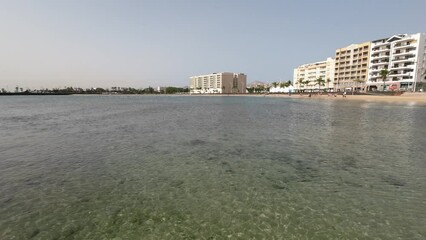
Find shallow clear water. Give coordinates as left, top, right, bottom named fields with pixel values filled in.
left=1, top=95, right=426, bottom=239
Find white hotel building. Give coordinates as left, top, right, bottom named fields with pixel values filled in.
left=189, top=72, right=247, bottom=94
left=367, top=33, right=426, bottom=91
left=293, top=57, right=335, bottom=92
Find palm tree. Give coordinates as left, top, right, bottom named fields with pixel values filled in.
left=303, top=80, right=311, bottom=92
left=285, top=80, right=292, bottom=95
left=271, top=82, right=278, bottom=88
left=326, top=78, right=331, bottom=92
left=315, top=77, right=325, bottom=93
left=297, top=78, right=304, bottom=92
left=379, top=69, right=390, bottom=91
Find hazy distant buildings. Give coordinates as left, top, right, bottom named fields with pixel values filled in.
left=246, top=81, right=269, bottom=89
left=334, top=42, right=371, bottom=91
left=189, top=72, right=247, bottom=94
left=293, top=57, right=335, bottom=92
left=366, top=33, right=426, bottom=91
left=157, top=86, right=167, bottom=93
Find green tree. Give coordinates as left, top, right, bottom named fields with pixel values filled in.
left=297, top=78, right=304, bottom=92
left=257, top=85, right=265, bottom=93
left=144, top=87, right=155, bottom=94
left=379, top=69, right=390, bottom=91
left=246, top=87, right=254, bottom=93
left=271, top=82, right=278, bottom=88
left=303, top=80, right=311, bottom=92
left=315, top=77, right=325, bottom=92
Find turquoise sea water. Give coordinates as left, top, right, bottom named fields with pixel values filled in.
left=1, top=95, right=425, bottom=239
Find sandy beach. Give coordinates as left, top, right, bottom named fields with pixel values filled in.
left=188, top=92, right=426, bottom=104
left=259, top=92, right=426, bottom=104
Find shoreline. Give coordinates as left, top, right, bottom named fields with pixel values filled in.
left=3, top=92, right=426, bottom=104
left=266, top=93, right=426, bottom=104
left=187, top=92, right=426, bottom=104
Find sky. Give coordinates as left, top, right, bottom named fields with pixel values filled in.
left=1, top=0, right=425, bottom=89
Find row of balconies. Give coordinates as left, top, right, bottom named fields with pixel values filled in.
left=336, top=71, right=367, bottom=76
left=352, top=60, right=369, bottom=64
left=370, top=69, right=413, bottom=77
left=371, top=58, right=389, bottom=63
left=336, top=60, right=368, bottom=66
left=372, top=41, right=390, bottom=47
left=353, top=53, right=369, bottom=58
left=393, top=51, right=416, bottom=58
left=335, top=73, right=366, bottom=77
left=371, top=54, right=390, bottom=59
left=394, top=46, right=416, bottom=52
left=335, top=65, right=368, bottom=71
left=371, top=46, right=391, bottom=52
left=337, top=62, right=368, bottom=67
left=392, top=56, right=415, bottom=62
left=394, top=44, right=416, bottom=50
left=335, top=58, right=368, bottom=64
left=372, top=52, right=390, bottom=56
left=334, top=65, right=363, bottom=71
left=336, top=54, right=368, bottom=60
left=335, top=76, right=367, bottom=81
left=394, top=40, right=414, bottom=47
left=368, top=76, right=414, bottom=82
left=336, top=50, right=368, bottom=56
left=370, top=67, right=388, bottom=72
left=391, top=63, right=414, bottom=69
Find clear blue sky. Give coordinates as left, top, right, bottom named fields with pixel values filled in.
left=1, top=0, right=425, bottom=89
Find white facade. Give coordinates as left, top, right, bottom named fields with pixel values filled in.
left=367, top=33, right=426, bottom=91
left=293, top=57, right=335, bottom=92
left=269, top=85, right=295, bottom=93
left=189, top=72, right=247, bottom=94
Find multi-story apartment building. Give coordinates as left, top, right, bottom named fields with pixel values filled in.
left=189, top=72, right=247, bottom=94
left=293, top=57, right=335, bottom=92
left=367, top=33, right=426, bottom=91
left=334, top=42, right=371, bottom=91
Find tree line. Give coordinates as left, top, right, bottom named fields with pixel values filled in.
left=0, top=86, right=189, bottom=95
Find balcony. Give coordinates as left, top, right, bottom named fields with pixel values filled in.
left=371, top=54, right=389, bottom=60
left=393, top=38, right=414, bottom=44
left=389, top=72, right=410, bottom=77
left=390, top=65, right=413, bottom=71
left=392, top=49, right=416, bottom=57
left=370, top=68, right=388, bottom=73
left=370, top=61, right=389, bottom=66
left=394, top=44, right=416, bottom=50
left=371, top=48, right=390, bottom=54
left=372, top=41, right=390, bottom=47
left=369, top=76, right=380, bottom=81
left=392, top=57, right=415, bottom=63
left=389, top=68, right=413, bottom=76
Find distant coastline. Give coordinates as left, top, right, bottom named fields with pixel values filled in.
left=0, top=92, right=72, bottom=96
